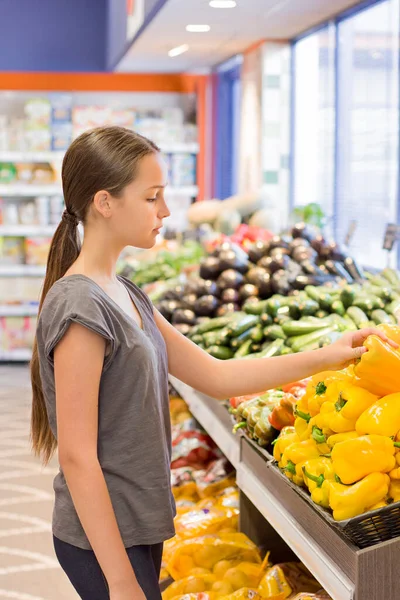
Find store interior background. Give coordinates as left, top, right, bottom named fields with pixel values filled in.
left=0, top=0, right=399, bottom=598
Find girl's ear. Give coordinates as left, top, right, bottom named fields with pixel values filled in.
left=93, top=190, right=112, bottom=219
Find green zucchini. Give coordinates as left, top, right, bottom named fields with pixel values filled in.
left=382, top=268, right=400, bottom=287
left=318, top=293, right=334, bottom=312
left=203, top=330, right=225, bottom=347
left=263, top=324, right=286, bottom=340
left=343, top=314, right=358, bottom=331
left=266, top=298, right=282, bottom=317
left=234, top=339, right=253, bottom=358
left=196, top=314, right=242, bottom=335
left=207, top=345, right=234, bottom=359
left=214, top=327, right=232, bottom=346
left=282, top=319, right=333, bottom=337
left=318, top=331, right=343, bottom=347
left=250, top=343, right=262, bottom=353
left=315, top=309, right=329, bottom=319
left=280, top=346, right=294, bottom=355
left=230, top=327, right=258, bottom=349
left=305, top=285, right=321, bottom=302
left=190, top=334, right=204, bottom=345
left=260, top=313, right=273, bottom=325
left=250, top=324, right=264, bottom=342
left=331, top=300, right=345, bottom=316
left=228, top=315, right=260, bottom=337
left=347, top=306, right=369, bottom=328
left=298, top=340, right=321, bottom=352
left=290, top=326, right=338, bottom=353
left=259, top=339, right=284, bottom=357
left=274, top=314, right=291, bottom=325
left=243, top=299, right=269, bottom=315
left=340, top=286, right=356, bottom=309
left=387, top=299, right=400, bottom=317
left=299, top=299, right=319, bottom=316
left=371, top=309, right=393, bottom=325
left=289, top=303, right=302, bottom=320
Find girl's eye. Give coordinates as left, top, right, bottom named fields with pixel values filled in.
left=147, top=197, right=157, bottom=202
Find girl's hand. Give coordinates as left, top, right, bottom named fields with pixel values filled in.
left=324, top=327, right=398, bottom=371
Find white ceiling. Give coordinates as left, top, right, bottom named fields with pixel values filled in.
left=117, top=0, right=362, bottom=73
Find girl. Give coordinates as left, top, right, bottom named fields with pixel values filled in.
left=31, top=126, right=390, bottom=600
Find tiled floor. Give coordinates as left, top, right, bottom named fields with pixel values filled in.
left=0, top=365, right=78, bottom=599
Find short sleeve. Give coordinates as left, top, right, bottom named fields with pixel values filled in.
left=38, top=279, right=118, bottom=370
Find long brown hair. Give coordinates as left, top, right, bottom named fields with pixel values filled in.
left=31, top=126, right=159, bottom=464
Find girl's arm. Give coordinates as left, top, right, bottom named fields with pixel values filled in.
left=54, top=323, right=144, bottom=598
left=154, top=310, right=392, bottom=399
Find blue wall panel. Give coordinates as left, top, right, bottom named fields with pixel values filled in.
left=0, top=0, right=107, bottom=71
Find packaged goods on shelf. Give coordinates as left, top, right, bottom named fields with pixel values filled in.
left=0, top=316, right=37, bottom=352
left=0, top=276, right=42, bottom=305
left=0, top=237, right=25, bottom=264
left=25, top=237, right=52, bottom=265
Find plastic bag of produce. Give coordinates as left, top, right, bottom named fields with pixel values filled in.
left=218, top=590, right=261, bottom=600
left=174, top=506, right=239, bottom=539
left=172, top=431, right=220, bottom=470
left=290, top=594, right=332, bottom=600
left=258, top=563, right=322, bottom=599
left=166, top=533, right=262, bottom=581
left=163, top=574, right=218, bottom=600
left=171, top=467, right=198, bottom=500
left=196, top=488, right=239, bottom=512
left=193, top=458, right=236, bottom=498
left=175, top=497, right=199, bottom=515
left=168, top=595, right=213, bottom=600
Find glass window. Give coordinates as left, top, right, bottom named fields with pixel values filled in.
left=335, top=0, right=400, bottom=267
left=292, top=25, right=336, bottom=227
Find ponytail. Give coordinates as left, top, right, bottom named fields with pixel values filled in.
left=30, top=215, right=81, bottom=464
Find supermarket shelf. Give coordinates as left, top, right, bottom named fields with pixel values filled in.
left=0, top=151, right=65, bottom=163
left=159, top=143, right=199, bottom=154
left=0, top=225, right=56, bottom=237
left=0, top=349, right=32, bottom=361
left=164, top=186, right=198, bottom=197
left=0, top=305, right=38, bottom=317
left=168, top=376, right=240, bottom=468
left=0, top=184, right=62, bottom=196
left=237, top=463, right=354, bottom=600
left=0, top=265, right=46, bottom=277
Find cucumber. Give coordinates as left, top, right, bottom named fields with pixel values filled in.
left=203, top=330, right=225, bottom=347
left=243, top=299, right=269, bottom=315
left=263, top=325, right=286, bottom=340
left=347, top=306, right=369, bottom=328
left=282, top=319, right=333, bottom=337
left=250, top=324, right=264, bottom=342
left=353, top=297, right=375, bottom=314
left=250, top=343, right=262, bottom=353
left=230, top=327, right=258, bottom=349
left=260, top=313, right=273, bottom=325
left=315, top=309, right=329, bottom=319
left=259, top=339, right=285, bottom=357
left=234, top=339, right=253, bottom=358
left=290, top=326, right=338, bottom=353
left=289, top=303, right=302, bottom=320
left=318, top=293, right=334, bottom=312
left=280, top=346, right=294, bottom=355
left=228, top=315, right=260, bottom=337
left=274, top=314, right=291, bottom=326
left=299, top=299, right=319, bottom=316
left=318, top=331, right=343, bottom=347
left=196, top=314, right=242, bottom=335
left=382, top=268, right=400, bottom=287
left=331, top=300, right=345, bottom=316
left=305, top=285, right=321, bottom=302
left=387, top=299, right=400, bottom=317
left=371, top=309, right=393, bottom=325
left=214, top=327, right=232, bottom=346
left=266, top=298, right=282, bottom=317
left=207, top=345, right=234, bottom=359
left=343, top=314, right=358, bottom=331
left=190, top=334, right=204, bottom=345
left=297, top=340, right=321, bottom=352
left=340, top=286, right=356, bottom=309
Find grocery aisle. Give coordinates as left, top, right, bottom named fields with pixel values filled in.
left=0, top=365, right=76, bottom=600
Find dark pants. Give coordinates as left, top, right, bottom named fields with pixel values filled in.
left=53, top=536, right=163, bottom=600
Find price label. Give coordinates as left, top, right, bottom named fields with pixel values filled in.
left=382, top=223, right=400, bottom=251
left=344, top=220, right=357, bottom=246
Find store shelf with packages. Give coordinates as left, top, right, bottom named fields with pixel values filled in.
left=170, top=378, right=400, bottom=600
left=0, top=349, right=33, bottom=362
left=0, top=264, right=46, bottom=277
left=0, top=225, right=56, bottom=237
left=0, top=184, right=198, bottom=198
left=0, top=304, right=38, bottom=317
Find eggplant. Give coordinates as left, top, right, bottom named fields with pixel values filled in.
left=221, top=288, right=240, bottom=304
left=319, top=242, right=347, bottom=262
left=300, top=260, right=326, bottom=276
left=163, top=285, right=185, bottom=301
left=246, top=267, right=271, bottom=299
left=291, top=222, right=316, bottom=242
left=268, top=252, right=291, bottom=273
left=173, top=323, right=192, bottom=336
left=292, top=245, right=317, bottom=263
left=246, top=266, right=267, bottom=285
left=270, top=246, right=290, bottom=258
left=344, top=257, right=365, bottom=281
left=268, top=235, right=290, bottom=251
left=218, top=249, right=249, bottom=274
left=157, top=299, right=184, bottom=321
left=199, top=256, right=222, bottom=280
left=211, top=241, right=235, bottom=256
left=181, top=293, right=198, bottom=310
left=239, top=283, right=259, bottom=302
left=183, top=278, right=202, bottom=295
left=216, top=302, right=240, bottom=316
left=285, top=259, right=303, bottom=281
left=194, top=295, right=219, bottom=317
left=289, top=237, right=310, bottom=255
left=195, top=280, right=218, bottom=297
left=292, top=274, right=335, bottom=290
left=310, top=234, right=326, bottom=254
left=271, top=270, right=292, bottom=295
left=248, top=240, right=270, bottom=264
left=172, top=309, right=197, bottom=325
left=217, top=269, right=244, bottom=291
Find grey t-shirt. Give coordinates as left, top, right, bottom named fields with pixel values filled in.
left=36, top=274, right=176, bottom=550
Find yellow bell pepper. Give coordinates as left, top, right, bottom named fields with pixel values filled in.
left=389, top=480, right=400, bottom=502
left=327, top=431, right=359, bottom=449
left=273, top=427, right=298, bottom=462
left=369, top=499, right=389, bottom=510
left=334, top=385, right=378, bottom=421
left=302, top=457, right=335, bottom=508
left=257, top=565, right=292, bottom=599
left=354, top=335, right=400, bottom=397
left=377, top=323, right=400, bottom=345
left=279, top=439, right=319, bottom=486
left=306, top=417, right=331, bottom=454
left=294, top=416, right=311, bottom=441
left=389, top=452, right=400, bottom=479
left=329, top=472, right=390, bottom=520
left=331, top=434, right=397, bottom=484
left=356, top=393, right=400, bottom=438
left=314, top=401, right=356, bottom=434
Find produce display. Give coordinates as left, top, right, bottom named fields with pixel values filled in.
left=166, top=390, right=332, bottom=599
left=274, top=324, right=400, bottom=521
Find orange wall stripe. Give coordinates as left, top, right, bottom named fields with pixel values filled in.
left=196, top=75, right=207, bottom=202
left=0, top=72, right=199, bottom=93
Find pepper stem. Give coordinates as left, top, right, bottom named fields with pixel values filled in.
left=315, top=381, right=327, bottom=396
left=294, top=409, right=311, bottom=423
left=393, top=442, right=400, bottom=448
left=312, top=426, right=327, bottom=445
left=335, top=393, right=347, bottom=412
left=233, top=422, right=247, bottom=433
left=302, top=466, right=324, bottom=488
left=283, top=460, right=296, bottom=475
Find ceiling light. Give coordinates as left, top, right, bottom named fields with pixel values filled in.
left=168, top=44, right=189, bottom=57
left=186, top=24, right=211, bottom=32
left=209, top=0, right=237, bottom=7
